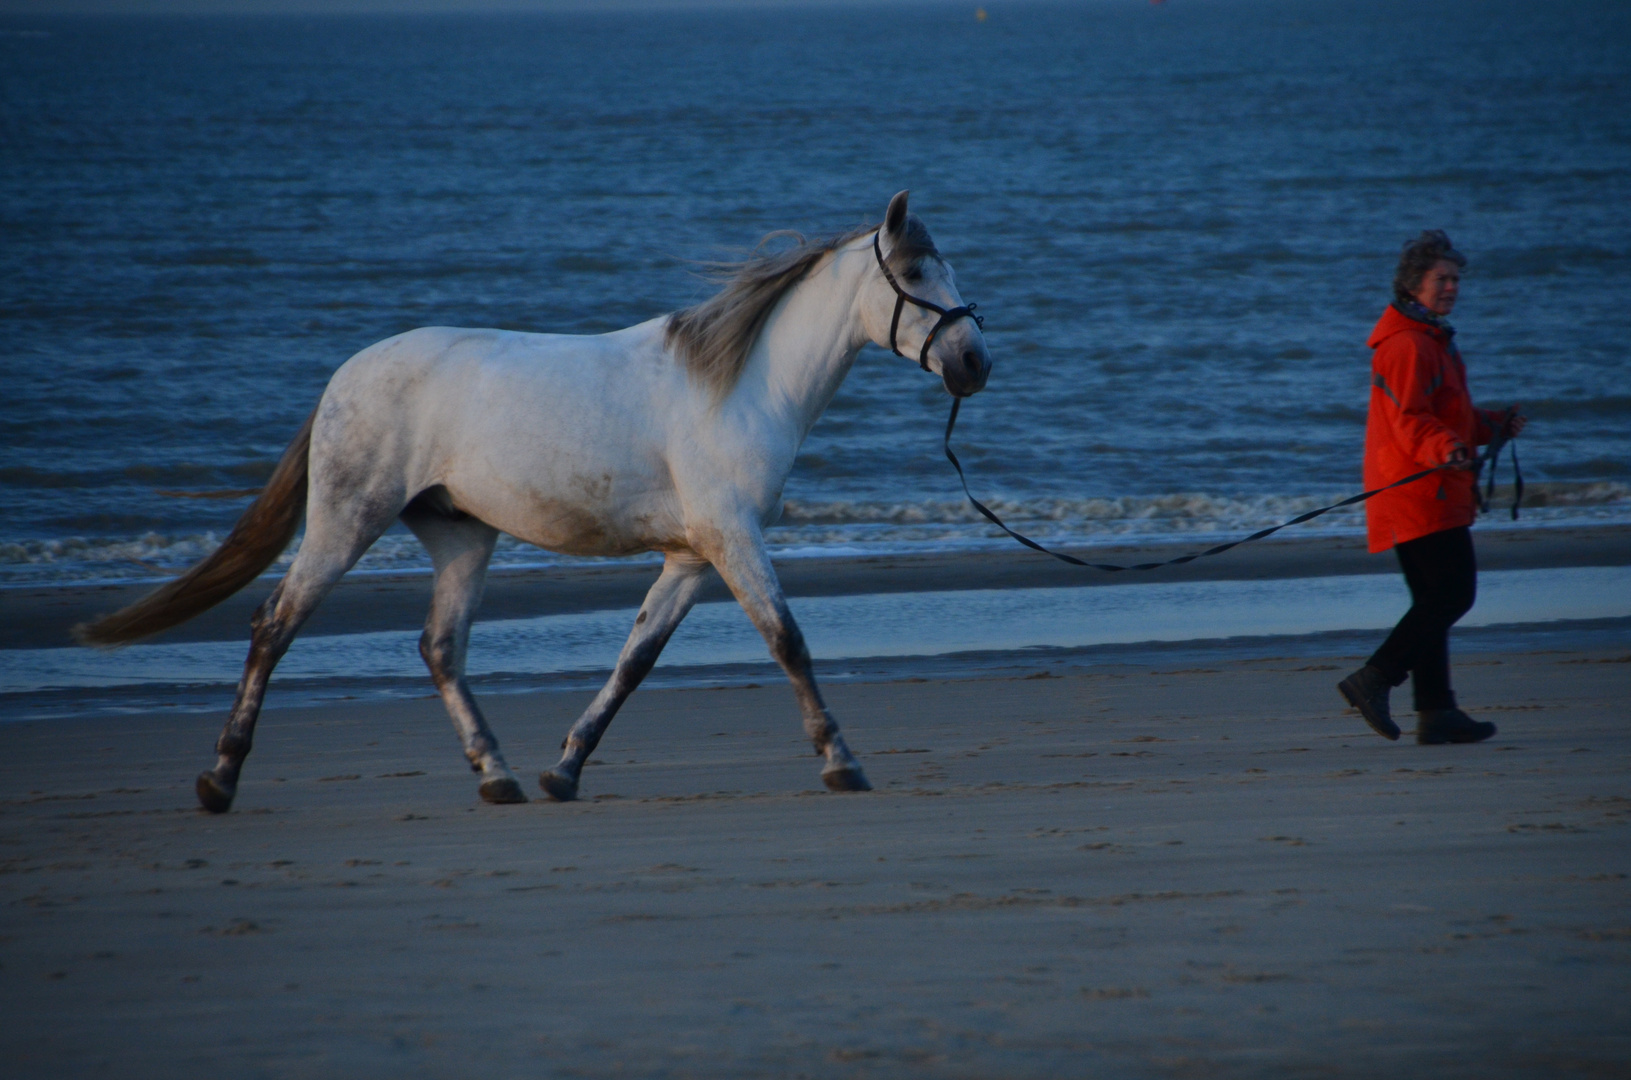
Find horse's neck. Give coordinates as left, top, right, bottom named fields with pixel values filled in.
left=743, top=244, right=869, bottom=441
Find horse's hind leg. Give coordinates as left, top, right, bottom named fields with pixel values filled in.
left=400, top=501, right=523, bottom=805
left=711, top=528, right=870, bottom=793
left=197, top=507, right=388, bottom=813
left=540, top=553, right=711, bottom=801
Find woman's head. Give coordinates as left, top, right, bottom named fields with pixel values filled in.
left=1393, top=229, right=1467, bottom=316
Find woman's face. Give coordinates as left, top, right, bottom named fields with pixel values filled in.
left=1413, top=259, right=1461, bottom=316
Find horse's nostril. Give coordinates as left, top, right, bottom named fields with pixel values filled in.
left=962, top=350, right=980, bottom=373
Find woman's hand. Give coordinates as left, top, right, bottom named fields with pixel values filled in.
left=1504, top=408, right=1528, bottom=438
left=1446, top=445, right=1475, bottom=470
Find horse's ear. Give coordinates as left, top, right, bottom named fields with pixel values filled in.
left=884, top=190, right=910, bottom=237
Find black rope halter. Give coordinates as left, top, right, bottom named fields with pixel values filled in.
left=872, top=231, right=984, bottom=371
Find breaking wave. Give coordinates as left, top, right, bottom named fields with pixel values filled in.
left=775, top=481, right=1631, bottom=534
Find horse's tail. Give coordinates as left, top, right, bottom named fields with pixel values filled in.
left=74, top=408, right=318, bottom=647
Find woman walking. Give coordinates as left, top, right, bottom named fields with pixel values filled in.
left=1338, top=230, right=1525, bottom=745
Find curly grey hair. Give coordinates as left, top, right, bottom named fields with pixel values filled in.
left=1393, top=229, right=1467, bottom=305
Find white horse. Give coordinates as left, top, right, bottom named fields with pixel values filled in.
left=79, top=191, right=992, bottom=813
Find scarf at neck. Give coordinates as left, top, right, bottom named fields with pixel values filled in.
left=1393, top=297, right=1455, bottom=339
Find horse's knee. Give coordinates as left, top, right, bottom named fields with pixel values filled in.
left=612, top=634, right=667, bottom=692
left=768, top=620, right=810, bottom=670
left=419, top=628, right=461, bottom=685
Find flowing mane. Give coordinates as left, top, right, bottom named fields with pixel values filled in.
left=666, top=217, right=940, bottom=395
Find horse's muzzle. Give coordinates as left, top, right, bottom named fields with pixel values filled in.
left=943, top=344, right=991, bottom=398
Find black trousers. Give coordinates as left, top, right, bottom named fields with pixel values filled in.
left=1368, top=525, right=1477, bottom=711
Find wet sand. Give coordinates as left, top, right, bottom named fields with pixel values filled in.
left=7, top=523, right=1628, bottom=650
left=2, top=650, right=1628, bottom=1077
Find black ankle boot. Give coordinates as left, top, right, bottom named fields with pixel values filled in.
left=1417, top=708, right=1496, bottom=745
left=1338, top=665, right=1400, bottom=740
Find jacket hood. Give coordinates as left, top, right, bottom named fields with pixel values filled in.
left=1368, top=302, right=1450, bottom=350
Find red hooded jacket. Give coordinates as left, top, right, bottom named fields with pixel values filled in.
left=1363, top=304, right=1500, bottom=552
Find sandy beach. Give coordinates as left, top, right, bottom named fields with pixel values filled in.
left=3, top=635, right=1628, bottom=1076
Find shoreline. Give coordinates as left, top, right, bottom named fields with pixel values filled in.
left=4, top=522, right=1628, bottom=651
left=7, top=614, right=1628, bottom=726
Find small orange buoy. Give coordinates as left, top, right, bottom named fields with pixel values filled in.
left=975, top=7, right=987, bottom=21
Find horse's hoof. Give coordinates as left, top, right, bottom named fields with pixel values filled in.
left=539, top=769, right=579, bottom=803
left=479, top=776, right=527, bottom=805
left=822, top=765, right=872, bottom=792
left=196, top=771, right=235, bottom=814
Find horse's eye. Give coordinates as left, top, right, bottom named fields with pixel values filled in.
left=905, top=267, right=923, bottom=283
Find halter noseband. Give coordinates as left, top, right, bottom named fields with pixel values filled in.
left=873, top=231, right=984, bottom=371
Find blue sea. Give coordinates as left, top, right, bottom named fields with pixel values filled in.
left=4, top=0, right=1629, bottom=588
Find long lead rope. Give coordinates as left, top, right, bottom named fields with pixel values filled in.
left=941, top=399, right=1522, bottom=573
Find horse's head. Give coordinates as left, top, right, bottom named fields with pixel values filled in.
left=864, top=190, right=991, bottom=398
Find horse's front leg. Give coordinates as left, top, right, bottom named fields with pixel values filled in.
left=540, top=553, right=711, bottom=802
left=712, top=528, right=871, bottom=793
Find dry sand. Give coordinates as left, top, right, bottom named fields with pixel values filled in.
left=2, top=648, right=1628, bottom=1077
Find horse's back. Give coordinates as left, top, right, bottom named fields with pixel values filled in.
left=319, top=322, right=674, bottom=448
left=331, top=322, right=666, bottom=399
left=309, top=321, right=691, bottom=555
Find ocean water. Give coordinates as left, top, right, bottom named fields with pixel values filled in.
left=4, top=0, right=1629, bottom=586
